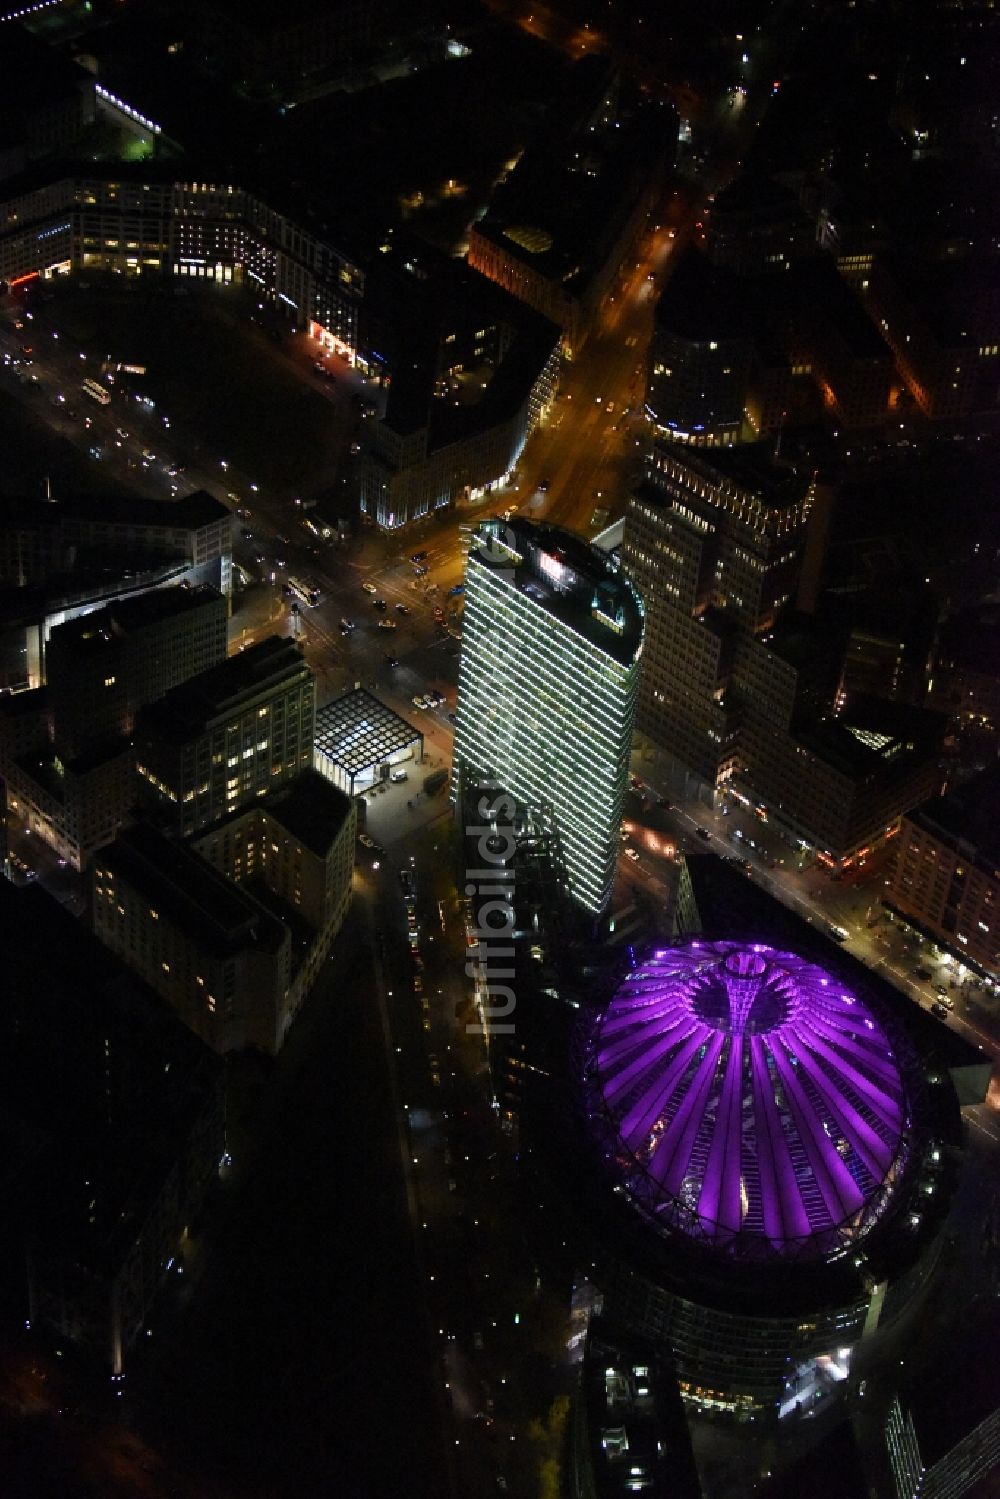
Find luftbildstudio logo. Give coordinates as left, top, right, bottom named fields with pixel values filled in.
left=466, top=787, right=516, bottom=1036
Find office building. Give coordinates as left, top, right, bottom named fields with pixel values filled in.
left=192, top=770, right=356, bottom=1017
left=357, top=241, right=560, bottom=530
left=192, top=0, right=403, bottom=94
left=0, top=29, right=96, bottom=183
left=0, top=585, right=228, bottom=870
left=6, top=736, right=132, bottom=872
left=704, top=173, right=817, bottom=278
left=468, top=61, right=676, bottom=356
left=1, top=879, right=223, bottom=1376
left=646, top=247, right=755, bottom=447
left=45, top=586, right=228, bottom=760
left=623, top=445, right=816, bottom=789
left=738, top=696, right=946, bottom=866
left=886, top=766, right=1000, bottom=981
left=0, top=491, right=234, bottom=599
left=883, top=1303, right=1000, bottom=1499
left=624, top=448, right=941, bottom=862
left=867, top=253, right=1000, bottom=421
left=930, top=601, right=1000, bottom=734
left=93, top=823, right=293, bottom=1055
left=0, top=170, right=365, bottom=362
left=572, top=1321, right=701, bottom=1499
left=134, top=636, right=315, bottom=837
left=455, top=518, right=643, bottom=916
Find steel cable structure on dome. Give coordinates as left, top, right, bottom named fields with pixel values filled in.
left=582, top=940, right=912, bottom=1263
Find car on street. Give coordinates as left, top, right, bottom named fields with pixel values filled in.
left=433, top=606, right=444, bottom=620
left=358, top=834, right=382, bottom=851
left=395, top=603, right=410, bottom=615
left=391, top=769, right=408, bottom=783
left=914, top=966, right=932, bottom=981
left=695, top=827, right=711, bottom=841
left=411, top=551, right=428, bottom=563
left=373, top=598, right=387, bottom=610
left=625, top=847, right=640, bottom=862
left=537, top=478, right=551, bottom=491
left=383, top=654, right=399, bottom=667
left=362, top=581, right=378, bottom=594
left=411, top=695, right=425, bottom=709
left=428, top=689, right=445, bottom=705
left=378, top=619, right=397, bottom=630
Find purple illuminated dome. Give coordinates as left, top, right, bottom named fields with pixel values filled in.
left=584, top=941, right=911, bottom=1261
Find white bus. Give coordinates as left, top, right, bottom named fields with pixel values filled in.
left=286, top=576, right=321, bottom=607
left=81, top=378, right=111, bottom=406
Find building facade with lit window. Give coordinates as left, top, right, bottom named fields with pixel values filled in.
left=44, top=585, right=228, bottom=760
left=357, top=242, right=560, bottom=529
left=646, top=246, right=756, bottom=448
left=1, top=583, right=229, bottom=870
left=0, top=490, right=234, bottom=600
left=191, top=770, right=356, bottom=1030
left=0, top=170, right=366, bottom=361
left=886, top=766, right=1000, bottom=981
left=6, top=736, right=132, bottom=872
left=133, top=636, right=315, bottom=837
left=623, top=445, right=815, bottom=789
left=93, top=823, right=293, bottom=1055
left=738, top=699, right=945, bottom=866
left=454, top=518, right=643, bottom=916
left=468, top=66, right=675, bottom=357
left=866, top=252, right=1000, bottom=421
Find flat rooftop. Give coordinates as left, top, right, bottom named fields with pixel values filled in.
left=315, top=689, right=421, bottom=778
left=672, top=443, right=814, bottom=514
left=262, top=769, right=353, bottom=856
left=0, top=490, right=231, bottom=536
left=655, top=243, right=749, bottom=342
left=198, top=769, right=354, bottom=858
left=58, top=489, right=232, bottom=532
left=794, top=696, right=944, bottom=780
left=879, top=252, right=1000, bottom=349
left=99, top=822, right=287, bottom=957
left=469, top=517, right=644, bottom=668
left=48, top=584, right=224, bottom=656
left=138, top=635, right=309, bottom=744
left=910, top=763, right=1000, bottom=870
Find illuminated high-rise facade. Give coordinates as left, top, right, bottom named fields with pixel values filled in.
left=455, top=518, right=643, bottom=916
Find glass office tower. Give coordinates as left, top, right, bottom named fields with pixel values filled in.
left=455, top=518, right=644, bottom=915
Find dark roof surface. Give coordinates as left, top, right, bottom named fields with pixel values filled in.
left=471, top=517, right=644, bottom=668
left=138, top=636, right=308, bottom=744
left=100, top=822, right=286, bottom=957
